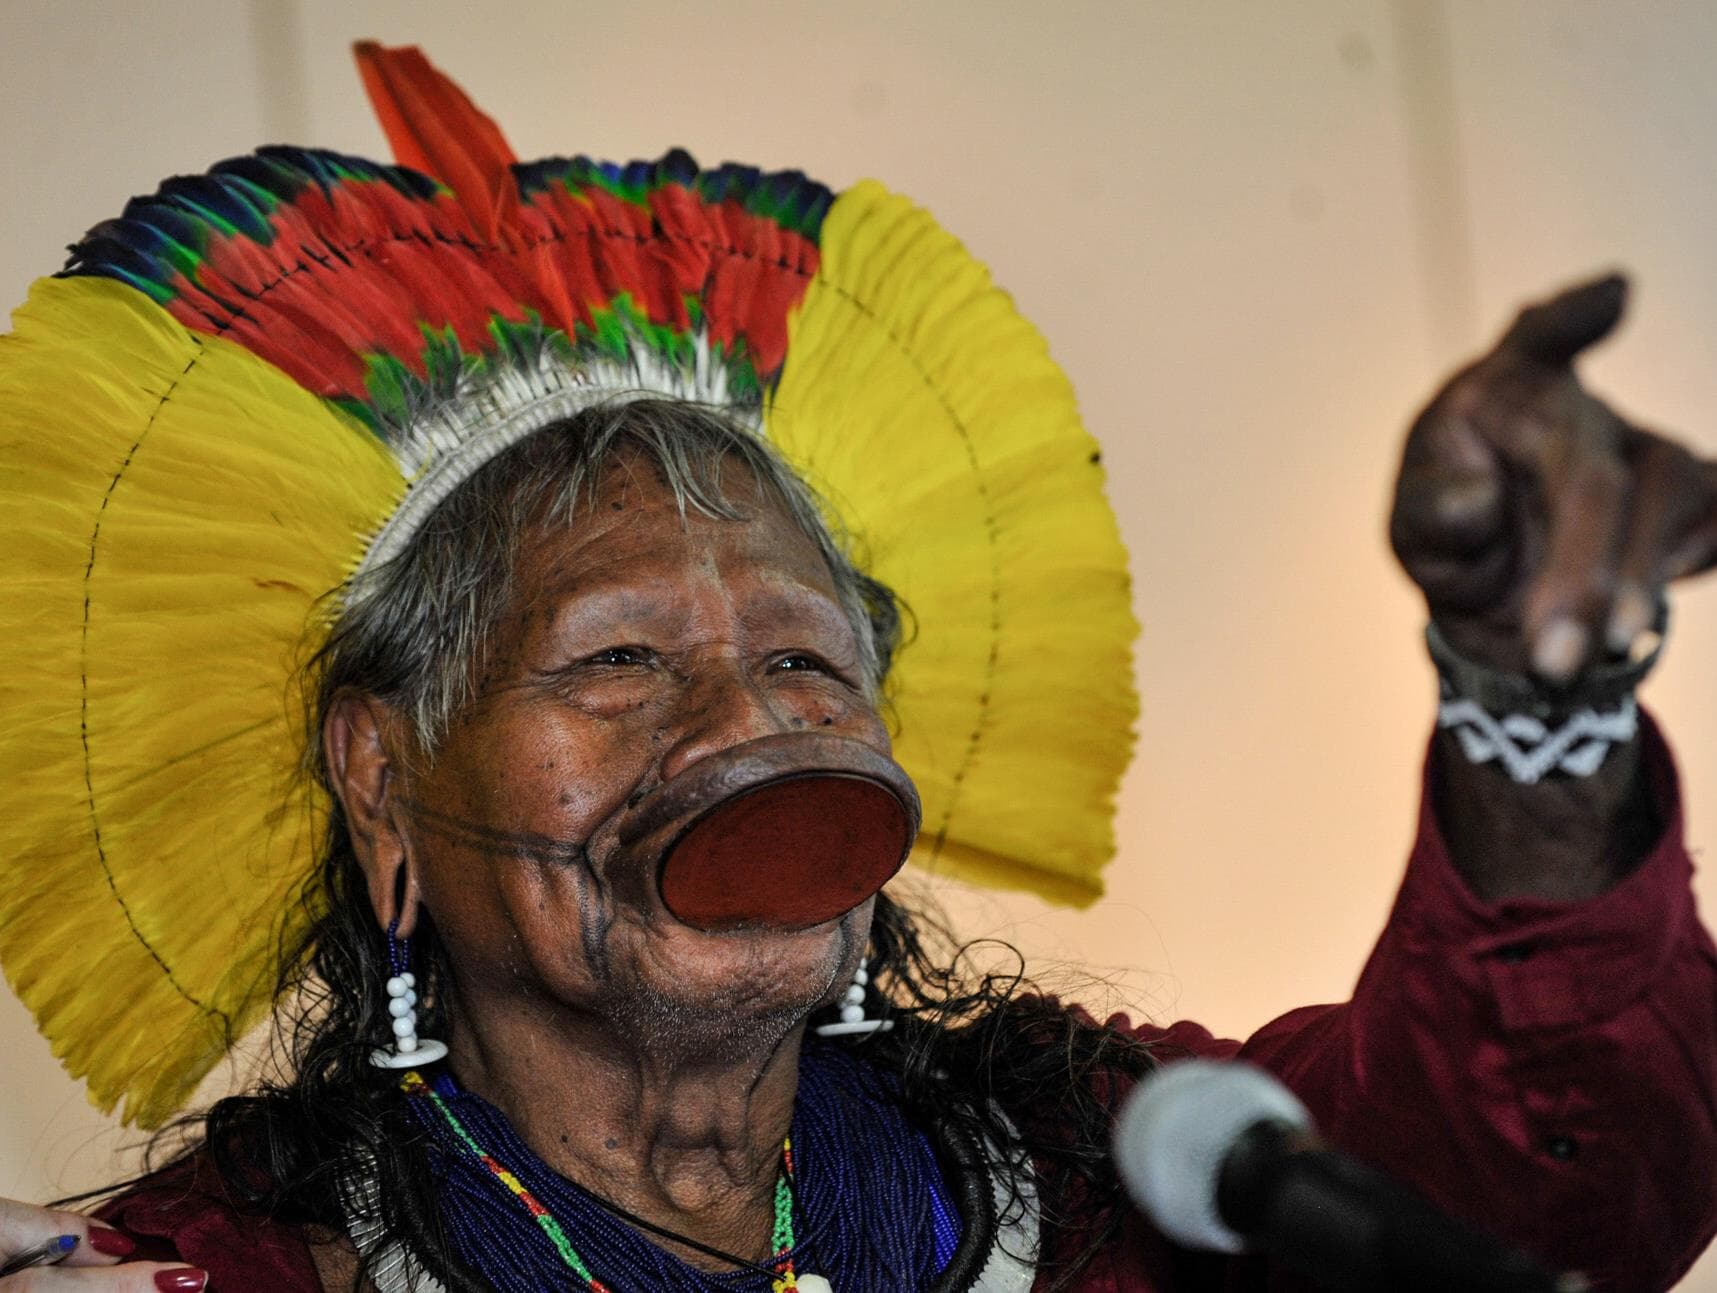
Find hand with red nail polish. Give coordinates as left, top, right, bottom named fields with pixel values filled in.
left=0, top=1196, right=208, bottom=1290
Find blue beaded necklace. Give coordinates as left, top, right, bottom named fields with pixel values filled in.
left=404, top=1040, right=962, bottom=1291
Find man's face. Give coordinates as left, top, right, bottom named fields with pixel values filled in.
left=394, top=455, right=891, bottom=1057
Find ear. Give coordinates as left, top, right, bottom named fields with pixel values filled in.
left=324, top=691, right=423, bottom=940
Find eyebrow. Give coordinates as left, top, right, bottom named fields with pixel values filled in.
left=539, top=585, right=696, bottom=643
left=734, top=584, right=855, bottom=640
left=532, top=578, right=852, bottom=648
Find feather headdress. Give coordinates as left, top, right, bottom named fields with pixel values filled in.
left=0, top=43, right=1137, bottom=1125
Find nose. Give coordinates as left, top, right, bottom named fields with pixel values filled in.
left=656, top=656, right=795, bottom=783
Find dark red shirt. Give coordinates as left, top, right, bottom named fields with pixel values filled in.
left=99, top=720, right=1717, bottom=1291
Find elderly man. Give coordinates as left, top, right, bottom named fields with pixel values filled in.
left=0, top=43, right=1711, bottom=1293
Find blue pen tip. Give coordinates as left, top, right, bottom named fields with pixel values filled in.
left=56, top=1234, right=77, bottom=1253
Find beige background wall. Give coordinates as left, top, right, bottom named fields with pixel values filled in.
left=1, top=1, right=1713, bottom=1285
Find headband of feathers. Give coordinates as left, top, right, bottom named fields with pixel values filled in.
left=0, top=43, right=1137, bottom=1125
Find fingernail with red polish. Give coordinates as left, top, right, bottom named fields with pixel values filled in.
left=155, top=1270, right=208, bottom=1292
left=86, top=1225, right=135, bottom=1257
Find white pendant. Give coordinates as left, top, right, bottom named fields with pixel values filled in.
left=795, top=1276, right=834, bottom=1293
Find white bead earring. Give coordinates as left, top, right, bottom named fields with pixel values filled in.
left=814, top=955, right=893, bottom=1038
left=370, top=918, right=448, bottom=1068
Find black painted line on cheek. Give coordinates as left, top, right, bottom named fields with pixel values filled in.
left=400, top=798, right=591, bottom=866
left=401, top=797, right=616, bottom=980
left=569, top=852, right=614, bottom=983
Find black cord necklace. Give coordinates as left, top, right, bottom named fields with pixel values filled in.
left=574, top=1171, right=807, bottom=1282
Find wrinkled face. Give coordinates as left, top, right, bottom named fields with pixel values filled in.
left=396, top=456, right=892, bottom=1056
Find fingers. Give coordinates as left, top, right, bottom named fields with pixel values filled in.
left=1660, top=457, right=1717, bottom=581
left=1399, top=272, right=1717, bottom=679
left=1523, top=397, right=1631, bottom=680
left=1390, top=393, right=1513, bottom=614
left=1, top=1263, right=206, bottom=1291
left=1498, top=273, right=1629, bottom=368
left=1394, top=406, right=1503, bottom=550
left=0, top=1200, right=80, bottom=1258
left=1527, top=423, right=1717, bottom=681
left=0, top=1201, right=132, bottom=1269
left=1393, top=271, right=1630, bottom=608
left=1607, top=436, right=1710, bottom=649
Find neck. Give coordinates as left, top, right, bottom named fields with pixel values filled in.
left=445, top=980, right=804, bottom=1270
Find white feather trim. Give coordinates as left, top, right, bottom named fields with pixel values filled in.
left=353, top=328, right=753, bottom=592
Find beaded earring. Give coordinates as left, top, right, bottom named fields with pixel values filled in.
left=369, top=917, right=448, bottom=1069
left=813, top=955, right=893, bottom=1038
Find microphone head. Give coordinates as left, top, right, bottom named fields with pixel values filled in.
left=1112, top=1059, right=1313, bottom=1254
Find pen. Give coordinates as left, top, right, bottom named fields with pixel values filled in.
left=0, top=1232, right=79, bottom=1278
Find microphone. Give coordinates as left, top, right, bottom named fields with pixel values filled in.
left=1112, top=1060, right=1589, bottom=1292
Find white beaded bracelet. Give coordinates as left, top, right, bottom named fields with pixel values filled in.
left=1426, top=614, right=1664, bottom=786
left=1436, top=688, right=1640, bottom=785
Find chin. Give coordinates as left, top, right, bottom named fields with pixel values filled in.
left=602, top=903, right=872, bottom=1056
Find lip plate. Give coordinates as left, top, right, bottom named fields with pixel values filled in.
left=628, top=728, right=927, bottom=927
left=659, top=768, right=918, bottom=930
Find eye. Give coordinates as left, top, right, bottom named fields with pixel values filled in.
left=770, top=652, right=829, bottom=674
left=586, top=645, right=653, bottom=667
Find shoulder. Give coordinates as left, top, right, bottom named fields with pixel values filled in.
left=95, top=1154, right=325, bottom=1292
left=1025, top=996, right=1242, bottom=1097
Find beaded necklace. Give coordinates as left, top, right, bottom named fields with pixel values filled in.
left=401, top=1070, right=801, bottom=1290
left=402, top=1042, right=959, bottom=1291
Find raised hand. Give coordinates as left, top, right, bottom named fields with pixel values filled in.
left=1387, top=275, right=1717, bottom=901
left=1390, top=274, right=1717, bottom=683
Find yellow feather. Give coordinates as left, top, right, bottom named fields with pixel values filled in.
left=0, top=277, right=402, bottom=1125
left=767, top=182, right=1139, bottom=907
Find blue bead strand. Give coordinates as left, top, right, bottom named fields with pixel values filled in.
left=406, top=1040, right=961, bottom=1291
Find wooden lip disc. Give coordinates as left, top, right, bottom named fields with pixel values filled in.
left=658, top=772, right=916, bottom=930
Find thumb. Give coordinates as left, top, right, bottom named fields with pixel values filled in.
left=0, top=1200, right=135, bottom=1270
left=0, top=1200, right=90, bottom=1263
left=1497, top=273, right=1629, bottom=367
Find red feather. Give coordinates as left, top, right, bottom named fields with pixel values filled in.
left=353, top=41, right=522, bottom=246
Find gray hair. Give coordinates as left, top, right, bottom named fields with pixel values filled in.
left=312, top=398, right=903, bottom=757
